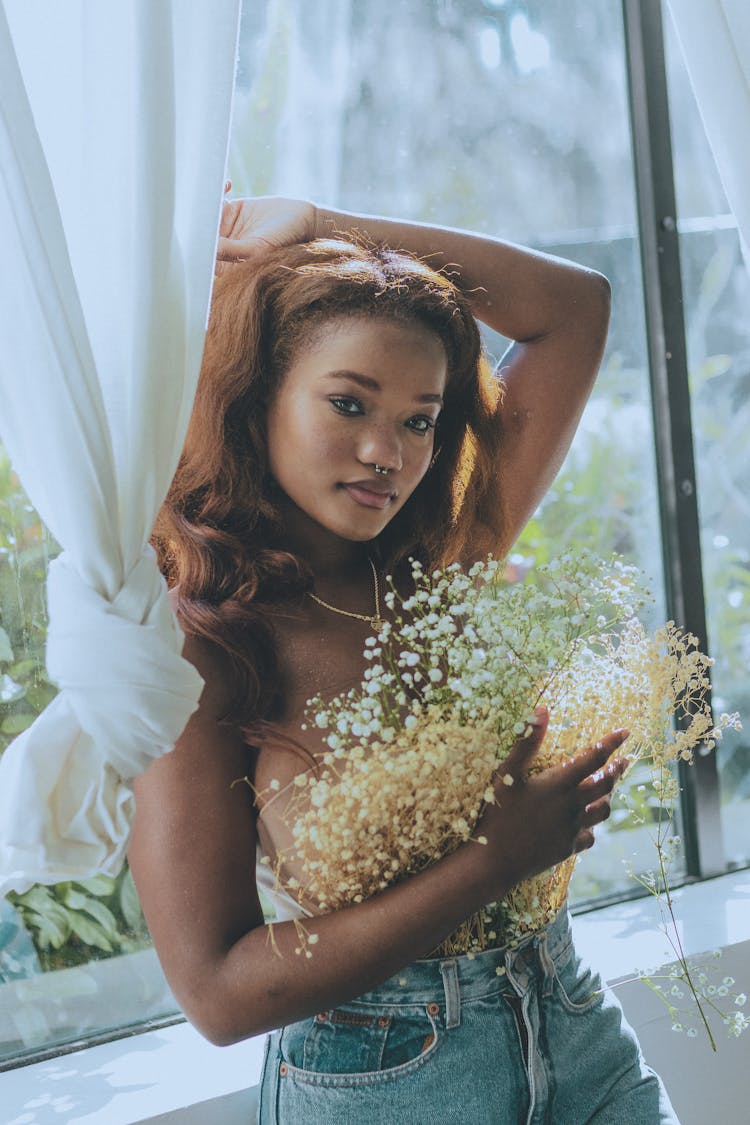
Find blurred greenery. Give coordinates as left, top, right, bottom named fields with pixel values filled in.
left=0, top=450, right=150, bottom=971
left=0, top=0, right=747, bottom=988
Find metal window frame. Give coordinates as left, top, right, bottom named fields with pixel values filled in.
left=621, top=0, right=725, bottom=877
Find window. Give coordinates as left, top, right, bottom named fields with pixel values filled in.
left=662, top=10, right=750, bottom=871
left=1, top=0, right=747, bottom=1068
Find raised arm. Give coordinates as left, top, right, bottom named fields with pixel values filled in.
left=217, top=196, right=611, bottom=547
left=130, top=630, right=627, bottom=1047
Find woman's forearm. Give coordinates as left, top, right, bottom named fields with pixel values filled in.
left=315, top=204, right=610, bottom=342
left=181, top=727, right=626, bottom=1048
left=188, top=839, right=503, bottom=1046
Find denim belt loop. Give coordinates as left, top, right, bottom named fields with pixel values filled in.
left=535, top=930, right=556, bottom=998
left=439, top=959, right=461, bottom=1028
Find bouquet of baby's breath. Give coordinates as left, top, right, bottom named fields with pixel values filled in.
left=265, top=551, right=742, bottom=1043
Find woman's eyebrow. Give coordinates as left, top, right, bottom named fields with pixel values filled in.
left=325, top=370, right=443, bottom=404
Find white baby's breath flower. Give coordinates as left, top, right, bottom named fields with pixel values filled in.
left=289, top=551, right=742, bottom=1044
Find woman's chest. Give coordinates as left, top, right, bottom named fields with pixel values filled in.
left=252, top=614, right=373, bottom=803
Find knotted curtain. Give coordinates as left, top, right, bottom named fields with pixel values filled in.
left=0, top=0, right=242, bottom=895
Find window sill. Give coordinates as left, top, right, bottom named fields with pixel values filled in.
left=4, top=869, right=749, bottom=1125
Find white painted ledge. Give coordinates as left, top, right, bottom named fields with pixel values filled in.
left=3, top=869, right=749, bottom=1125
left=3, top=1023, right=263, bottom=1125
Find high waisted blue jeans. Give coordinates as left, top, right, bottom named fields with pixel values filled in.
left=257, top=907, right=680, bottom=1124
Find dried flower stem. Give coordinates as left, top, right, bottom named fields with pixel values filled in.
left=261, top=552, right=743, bottom=1044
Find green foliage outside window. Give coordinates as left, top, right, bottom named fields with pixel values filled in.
left=0, top=448, right=149, bottom=972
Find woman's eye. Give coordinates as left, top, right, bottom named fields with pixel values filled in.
left=407, top=416, right=437, bottom=435
left=330, top=397, right=364, bottom=416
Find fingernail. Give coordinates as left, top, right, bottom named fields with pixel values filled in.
left=530, top=705, right=548, bottom=726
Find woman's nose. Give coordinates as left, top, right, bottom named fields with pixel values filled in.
left=357, top=424, right=403, bottom=473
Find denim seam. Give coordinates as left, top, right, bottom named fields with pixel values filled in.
left=278, top=1007, right=443, bottom=1089
left=535, top=932, right=556, bottom=999
left=439, top=959, right=461, bottom=1028
left=261, top=1032, right=280, bottom=1125
left=552, top=970, right=603, bottom=1015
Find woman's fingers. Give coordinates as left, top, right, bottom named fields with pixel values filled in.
left=577, top=754, right=630, bottom=832
left=216, top=197, right=318, bottom=263
left=578, top=755, right=629, bottom=803
left=499, top=706, right=549, bottom=784
left=580, top=795, right=614, bottom=829
left=573, top=827, right=596, bottom=853
left=554, top=729, right=630, bottom=786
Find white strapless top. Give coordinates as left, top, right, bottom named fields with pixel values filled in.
left=255, top=766, right=317, bottom=922
left=255, top=842, right=312, bottom=922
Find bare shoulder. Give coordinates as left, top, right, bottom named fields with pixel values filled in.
left=165, top=587, right=238, bottom=715
left=135, top=586, right=256, bottom=818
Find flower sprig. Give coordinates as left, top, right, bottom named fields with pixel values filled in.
left=263, top=551, right=742, bottom=1045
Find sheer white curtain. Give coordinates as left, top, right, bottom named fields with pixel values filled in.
left=0, top=0, right=241, bottom=894
left=667, top=0, right=750, bottom=264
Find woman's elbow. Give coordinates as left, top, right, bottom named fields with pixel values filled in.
left=572, top=267, right=611, bottom=349
left=586, top=268, right=612, bottom=322
left=183, top=992, right=266, bottom=1047
left=195, top=1018, right=253, bottom=1049
left=172, top=967, right=269, bottom=1046
left=575, top=265, right=611, bottom=311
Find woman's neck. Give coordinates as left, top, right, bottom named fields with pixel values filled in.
left=271, top=493, right=373, bottom=582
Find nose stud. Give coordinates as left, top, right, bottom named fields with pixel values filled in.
left=374, top=465, right=391, bottom=476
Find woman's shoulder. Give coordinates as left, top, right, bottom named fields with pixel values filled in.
left=168, top=585, right=241, bottom=722
left=133, top=587, right=256, bottom=812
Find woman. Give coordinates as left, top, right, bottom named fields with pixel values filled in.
left=130, top=195, right=680, bottom=1123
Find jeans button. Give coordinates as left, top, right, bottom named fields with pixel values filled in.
left=427, top=1002, right=440, bottom=1016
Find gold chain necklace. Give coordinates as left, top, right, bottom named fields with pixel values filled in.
left=308, top=557, right=383, bottom=631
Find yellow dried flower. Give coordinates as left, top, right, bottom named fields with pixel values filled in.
left=268, top=552, right=739, bottom=978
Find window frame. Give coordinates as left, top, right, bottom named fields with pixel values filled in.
left=622, top=0, right=727, bottom=880
left=1, top=0, right=747, bottom=1074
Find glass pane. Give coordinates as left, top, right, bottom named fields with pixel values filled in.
left=0, top=452, right=176, bottom=1064
left=4, top=0, right=714, bottom=1068
left=229, top=0, right=678, bottom=907
left=664, top=6, right=750, bottom=867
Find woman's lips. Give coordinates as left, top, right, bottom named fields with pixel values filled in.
left=342, top=483, right=394, bottom=510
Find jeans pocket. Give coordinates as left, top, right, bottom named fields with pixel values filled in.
left=552, top=943, right=604, bottom=1014
left=280, top=1003, right=443, bottom=1088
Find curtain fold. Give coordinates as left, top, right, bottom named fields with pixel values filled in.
left=667, top=0, right=750, bottom=265
left=0, top=0, right=242, bottom=895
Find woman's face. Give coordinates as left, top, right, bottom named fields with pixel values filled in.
left=266, top=315, right=447, bottom=543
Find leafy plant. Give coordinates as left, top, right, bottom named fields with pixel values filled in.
left=0, top=452, right=149, bottom=970
left=7, top=869, right=149, bottom=972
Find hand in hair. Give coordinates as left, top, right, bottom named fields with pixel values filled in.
left=216, top=194, right=317, bottom=268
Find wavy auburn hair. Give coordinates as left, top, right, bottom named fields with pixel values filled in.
left=150, top=237, right=505, bottom=739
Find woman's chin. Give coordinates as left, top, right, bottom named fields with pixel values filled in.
left=330, top=520, right=388, bottom=543
left=322, top=510, right=394, bottom=543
